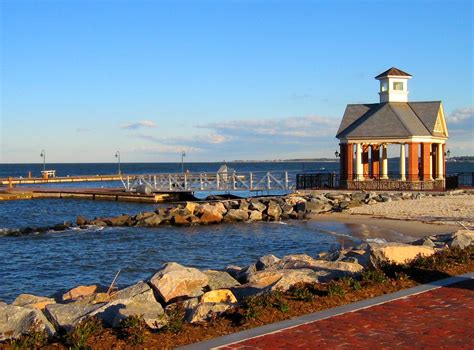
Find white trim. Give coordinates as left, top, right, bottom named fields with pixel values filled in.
left=339, top=137, right=447, bottom=144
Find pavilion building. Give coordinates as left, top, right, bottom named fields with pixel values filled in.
left=336, top=67, right=448, bottom=190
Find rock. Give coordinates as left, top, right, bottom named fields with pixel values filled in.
left=351, top=192, right=367, bottom=201
left=246, top=269, right=320, bottom=292
left=135, top=212, right=156, bottom=221
left=45, top=300, right=105, bottom=332
left=235, top=264, right=257, bottom=284
left=448, top=230, right=474, bottom=249
left=138, top=213, right=163, bottom=227
left=171, top=209, right=193, bottom=226
left=62, top=285, right=100, bottom=302
left=266, top=201, right=282, bottom=221
left=270, top=254, right=364, bottom=281
left=185, top=202, right=199, bottom=215
left=12, top=294, right=55, bottom=310
left=369, top=243, right=435, bottom=265
left=105, top=215, right=130, bottom=226
left=203, top=270, right=240, bottom=290
left=249, top=210, right=263, bottom=221
left=76, top=216, right=88, bottom=226
left=380, top=194, right=392, bottom=202
left=91, top=281, right=165, bottom=329
left=185, top=302, right=232, bottom=324
left=149, top=262, right=209, bottom=303
left=89, top=220, right=107, bottom=227
left=285, top=196, right=306, bottom=206
left=249, top=201, right=267, bottom=212
left=325, top=192, right=346, bottom=201
left=411, top=237, right=436, bottom=248
left=200, top=289, right=237, bottom=304
left=224, top=265, right=242, bottom=279
left=200, top=208, right=224, bottom=225
left=256, top=254, right=281, bottom=271
left=342, top=249, right=371, bottom=268
left=305, top=201, right=333, bottom=214
left=0, top=305, right=56, bottom=341
left=294, top=201, right=306, bottom=213
left=224, top=209, right=249, bottom=222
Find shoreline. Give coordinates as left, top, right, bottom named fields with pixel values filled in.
left=310, top=213, right=460, bottom=242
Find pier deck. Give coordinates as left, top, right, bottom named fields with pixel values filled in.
left=0, top=187, right=183, bottom=203
left=0, top=174, right=122, bottom=186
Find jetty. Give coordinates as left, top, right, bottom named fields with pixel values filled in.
left=0, top=174, right=122, bottom=186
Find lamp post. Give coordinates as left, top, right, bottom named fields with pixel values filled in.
left=181, top=151, right=186, bottom=173
left=445, top=149, right=451, bottom=158
left=115, top=151, right=121, bottom=175
left=335, top=150, right=340, bottom=158
left=40, top=150, right=46, bottom=172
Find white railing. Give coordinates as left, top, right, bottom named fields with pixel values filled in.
left=120, top=171, right=296, bottom=193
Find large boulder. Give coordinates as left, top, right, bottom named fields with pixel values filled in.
left=256, top=254, right=281, bottom=271
left=0, top=305, right=56, bottom=341
left=137, top=213, right=163, bottom=227
left=45, top=300, right=105, bottom=332
left=266, top=201, right=282, bottom=221
left=104, top=215, right=130, bottom=226
left=12, top=294, right=55, bottom=310
left=369, top=243, right=435, bottom=265
left=184, top=299, right=233, bottom=324
left=223, top=209, right=249, bottom=222
left=62, top=285, right=101, bottom=302
left=448, top=230, right=474, bottom=249
left=185, top=202, right=199, bottom=215
left=285, top=196, right=307, bottom=206
left=234, top=264, right=257, bottom=284
left=249, top=201, right=267, bottom=212
left=305, top=200, right=333, bottom=214
left=246, top=269, right=320, bottom=292
left=249, top=210, right=263, bottom=221
left=149, top=262, right=209, bottom=303
left=200, top=289, right=237, bottom=304
left=270, top=254, right=364, bottom=281
left=203, top=270, right=240, bottom=290
left=91, top=281, right=165, bottom=329
left=198, top=204, right=225, bottom=224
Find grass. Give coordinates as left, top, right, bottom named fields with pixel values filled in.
left=117, top=315, right=147, bottom=345
left=64, top=317, right=103, bottom=350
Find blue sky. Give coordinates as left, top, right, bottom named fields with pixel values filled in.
left=1, top=0, right=472, bottom=163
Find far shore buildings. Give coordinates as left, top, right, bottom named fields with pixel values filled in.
left=336, top=67, right=448, bottom=190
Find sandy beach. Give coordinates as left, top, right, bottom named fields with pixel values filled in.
left=310, top=193, right=473, bottom=243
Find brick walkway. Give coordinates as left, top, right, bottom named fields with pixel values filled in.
left=216, top=279, right=474, bottom=349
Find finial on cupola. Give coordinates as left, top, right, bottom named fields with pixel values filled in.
left=375, top=67, right=412, bottom=103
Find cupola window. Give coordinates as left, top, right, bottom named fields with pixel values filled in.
left=393, top=82, right=404, bottom=91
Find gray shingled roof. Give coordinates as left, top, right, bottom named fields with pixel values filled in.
left=336, top=101, right=443, bottom=139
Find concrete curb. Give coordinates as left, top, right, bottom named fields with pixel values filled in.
left=177, top=272, right=474, bottom=350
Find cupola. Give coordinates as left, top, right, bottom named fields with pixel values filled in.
left=375, top=67, right=412, bottom=103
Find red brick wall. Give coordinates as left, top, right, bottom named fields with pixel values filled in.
left=407, top=142, right=419, bottom=181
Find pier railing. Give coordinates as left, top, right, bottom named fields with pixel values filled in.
left=120, top=171, right=297, bottom=193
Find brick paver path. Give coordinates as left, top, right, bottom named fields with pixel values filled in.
left=218, top=279, right=474, bottom=349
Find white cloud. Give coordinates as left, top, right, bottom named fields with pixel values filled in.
left=134, top=145, right=202, bottom=154
left=121, top=120, right=157, bottom=130
left=447, top=107, right=474, bottom=124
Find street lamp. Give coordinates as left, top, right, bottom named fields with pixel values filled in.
left=445, top=149, right=451, bottom=158
left=335, top=150, right=340, bottom=158
left=181, top=151, right=186, bottom=173
left=115, top=151, right=121, bottom=175
left=40, top=150, right=46, bottom=172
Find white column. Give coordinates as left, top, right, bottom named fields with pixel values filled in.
left=355, top=143, right=363, bottom=180
left=437, top=143, right=444, bottom=180
left=381, top=144, right=388, bottom=179
left=399, top=143, right=406, bottom=181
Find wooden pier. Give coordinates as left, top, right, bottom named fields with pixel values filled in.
left=0, top=187, right=184, bottom=203
left=0, top=174, right=123, bottom=186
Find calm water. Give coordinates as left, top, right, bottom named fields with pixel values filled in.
left=0, top=161, right=472, bottom=302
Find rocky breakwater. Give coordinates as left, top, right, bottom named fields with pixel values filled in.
left=1, top=229, right=472, bottom=342
left=2, top=190, right=470, bottom=236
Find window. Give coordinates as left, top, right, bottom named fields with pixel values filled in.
left=381, top=81, right=388, bottom=92
left=393, top=82, right=404, bottom=91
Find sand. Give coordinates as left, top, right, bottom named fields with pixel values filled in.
left=309, top=194, right=473, bottom=243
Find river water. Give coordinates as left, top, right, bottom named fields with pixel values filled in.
left=0, top=161, right=472, bottom=302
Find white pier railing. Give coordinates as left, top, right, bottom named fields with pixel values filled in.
left=120, top=171, right=296, bottom=193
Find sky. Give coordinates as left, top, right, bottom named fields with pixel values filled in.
left=0, top=0, right=473, bottom=163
